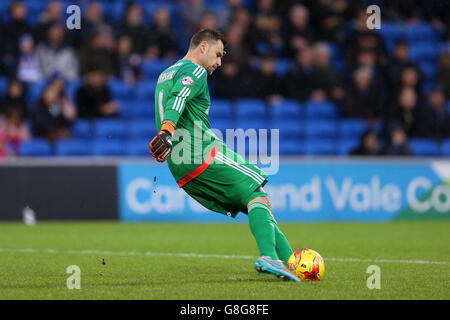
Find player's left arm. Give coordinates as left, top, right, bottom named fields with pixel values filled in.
left=149, top=68, right=206, bottom=162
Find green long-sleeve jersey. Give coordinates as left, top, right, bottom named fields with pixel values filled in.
left=154, top=59, right=224, bottom=182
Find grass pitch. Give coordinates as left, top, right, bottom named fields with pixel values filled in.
left=0, top=221, right=449, bottom=300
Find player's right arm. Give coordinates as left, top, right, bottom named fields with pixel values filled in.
left=149, top=65, right=206, bottom=162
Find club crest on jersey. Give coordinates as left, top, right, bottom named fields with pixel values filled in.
left=181, top=76, right=194, bottom=85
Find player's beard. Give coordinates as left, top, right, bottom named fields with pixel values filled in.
left=206, top=65, right=217, bottom=76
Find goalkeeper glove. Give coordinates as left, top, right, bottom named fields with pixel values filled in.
left=149, top=122, right=175, bottom=162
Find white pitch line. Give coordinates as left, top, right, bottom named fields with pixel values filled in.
left=0, top=248, right=449, bottom=265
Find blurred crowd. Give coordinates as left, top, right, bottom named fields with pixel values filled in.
left=0, top=0, right=450, bottom=158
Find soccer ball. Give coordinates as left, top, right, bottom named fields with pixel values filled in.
left=287, top=248, right=325, bottom=281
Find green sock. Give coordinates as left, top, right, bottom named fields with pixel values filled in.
left=248, top=202, right=279, bottom=260
left=274, top=226, right=293, bottom=265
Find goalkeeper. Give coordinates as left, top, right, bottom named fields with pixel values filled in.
left=149, top=29, right=299, bottom=282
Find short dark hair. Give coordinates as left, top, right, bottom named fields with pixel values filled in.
left=189, top=29, right=227, bottom=49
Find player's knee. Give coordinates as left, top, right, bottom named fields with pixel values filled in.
left=247, top=196, right=271, bottom=209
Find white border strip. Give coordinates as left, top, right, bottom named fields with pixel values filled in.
left=0, top=248, right=448, bottom=265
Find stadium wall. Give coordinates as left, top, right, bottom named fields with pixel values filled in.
left=1, top=158, right=450, bottom=222
left=0, top=160, right=118, bottom=221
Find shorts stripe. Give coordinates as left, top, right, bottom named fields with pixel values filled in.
left=215, top=153, right=264, bottom=184
left=215, top=153, right=265, bottom=183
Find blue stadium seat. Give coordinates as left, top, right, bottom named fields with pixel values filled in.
left=126, top=139, right=151, bottom=157
left=65, top=79, right=82, bottom=101
left=305, top=100, right=339, bottom=119
left=337, top=138, right=359, bottom=155
left=405, top=23, right=437, bottom=42
left=270, top=99, right=303, bottom=119
left=210, top=118, right=234, bottom=133
left=119, top=98, right=155, bottom=119
left=55, top=139, right=91, bottom=156
left=236, top=99, right=267, bottom=120
left=102, top=1, right=126, bottom=23
left=418, top=61, right=437, bottom=81
left=0, top=77, right=8, bottom=98
left=134, top=79, right=158, bottom=99
left=275, top=59, right=292, bottom=76
left=339, top=118, right=369, bottom=138
left=142, top=59, right=171, bottom=78
left=72, top=119, right=94, bottom=139
left=270, top=119, right=304, bottom=139
left=305, top=120, right=338, bottom=138
left=91, top=139, right=126, bottom=156
left=305, top=139, right=337, bottom=155
left=209, top=99, right=233, bottom=119
left=278, top=138, right=305, bottom=155
left=235, top=118, right=268, bottom=130
left=409, top=42, right=439, bottom=62
left=19, top=138, right=52, bottom=156
left=446, top=100, right=450, bottom=114
left=108, top=79, right=133, bottom=100
left=442, top=140, right=450, bottom=157
left=95, top=119, right=129, bottom=139
left=26, top=81, right=47, bottom=109
left=129, top=119, right=156, bottom=138
left=409, top=138, right=441, bottom=156
left=377, top=22, right=403, bottom=42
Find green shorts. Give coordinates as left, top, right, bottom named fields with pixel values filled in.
left=181, top=148, right=268, bottom=218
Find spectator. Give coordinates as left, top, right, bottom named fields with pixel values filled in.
left=436, top=52, right=450, bottom=99
left=115, top=35, right=142, bottom=85
left=386, top=41, right=415, bottom=86
left=120, top=3, right=149, bottom=57
left=33, top=76, right=77, bottom=142
left=420, top=86, right=450, bottom=140
left=387, top=86, right=423, bottom=138
left=181, top=0, right=207, bottom=37
left=217, top=0, right=244, bottom=30
left=284, top=46, right=317, bottom=101
left=253, top=0, right=283, bottom=56
left=282, top=4, right=315, bottom=57
left=350, top=129, right=384, bottom=156
left=211, top=57, right=246, bottom=100
left=310, top=42, right=343, bottom=101
left=231, top=7, right=257, bottom=56
left=36, top=0, right=64, bottom=43
left=0, top=79, right=28, bottom=117
left=0, top=107, right=31, bottom=155
left=1, top=1, right=33, bottom=76
left=250, top=55, right=282, bottom=103
left=76, top=69, right=119, bottom=118
left=224, top=25, right=251, bottom=70
left=0, top=130, right=7, bottom=159
left=147, top=7, right=181, bottom=61
left=384, top=125, right=412, bottom=156
left=79, top=24, right=116, bottom=78
left=0, top=78, right=27, bottom=116
left=196, top=11, right=219, bottom=32
left=36, top=22, right=79, bottom=80
left=81, top=1, right=108, bottom=44
left=342, top=66, right=382, bottom=119
left=16, top=34, right=43, bottom=84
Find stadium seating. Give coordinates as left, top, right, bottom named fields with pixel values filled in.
left=339, top=119, right=369, bottom=138
left=305, top=120, right=338, bottom=139
left=126, top=139, right=151, bottom=157
left=305, top=139, right=337, bottom=155
left=305, top=101, right=339, bottom=119
left=94, top=119, right=129, bottom=139
left=19, top=138, right=52, bottom=156
left=55, top=139, right=91, bottom=156
left=91, top=139, right=126, bottom=156
left=72, top=119, right=94, bottom=139
left=442, top=140, right=450, bottom=157
left=128, top=119, right=156, bottom=138
left=236, top=99, right=268, bottom=120
left=409, top=138, right=441, bottom=156
left=270, top=99, right=303, bottom=120
left=337, top=138, right=359, bottom=155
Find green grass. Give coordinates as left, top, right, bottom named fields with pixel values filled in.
left=0, top=221, right=449, bottom=300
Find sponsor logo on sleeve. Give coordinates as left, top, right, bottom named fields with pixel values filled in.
left=181, top=76, right=194, bottom=85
